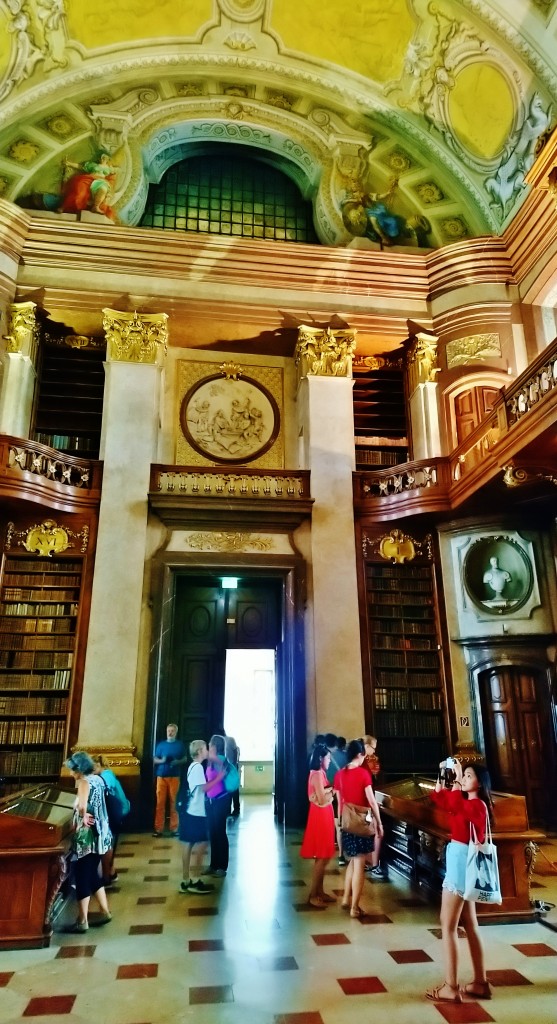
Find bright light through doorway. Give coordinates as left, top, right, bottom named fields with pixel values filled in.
left=224, top=649, right=275, bottom=760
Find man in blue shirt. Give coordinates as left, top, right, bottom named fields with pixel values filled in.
left=153, top=723, right=186, bottom=837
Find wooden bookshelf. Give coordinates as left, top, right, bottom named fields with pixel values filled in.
left=364, top=557, right=448, bottom=773
left=32, top=343, right=105, bottom=458
left=0, top=555, right=83, bottom=795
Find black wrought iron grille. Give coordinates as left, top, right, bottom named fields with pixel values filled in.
left=140, top=153, right=318, bottom=243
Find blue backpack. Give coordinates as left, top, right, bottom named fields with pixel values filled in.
left=223, top=758, right=240, bottom=793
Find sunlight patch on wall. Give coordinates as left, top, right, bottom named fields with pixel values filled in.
left=65, top=0, right=212, bottom=50
left=449, top=64, right=514, bottom=161
left=272, top=0, right=415, bottom=84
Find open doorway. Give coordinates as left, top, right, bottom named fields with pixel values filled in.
left=224, top=649, right=276, bottom=797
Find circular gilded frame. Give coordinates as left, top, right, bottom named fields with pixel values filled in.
left=180, top=373, right=280, bottom=464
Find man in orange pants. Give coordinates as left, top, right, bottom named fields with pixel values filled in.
left=153, top=723, right=186, bottom=837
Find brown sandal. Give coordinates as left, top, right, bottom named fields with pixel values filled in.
left=426, top=983, right=462, bottom=1003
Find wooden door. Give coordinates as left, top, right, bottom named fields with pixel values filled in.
left=479, top=666, right=546, bottom=824
left=454, top=387, right=499, bottom=445
left=226, top=584, right=280, bottom=648
left=170, top=580, right=226, bottom=745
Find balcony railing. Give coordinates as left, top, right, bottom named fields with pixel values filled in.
left=354, top=334, right=557, bottom=517
left=0, top=434, right=103, bottom=509
left=149, top=465, right=313, bottom=529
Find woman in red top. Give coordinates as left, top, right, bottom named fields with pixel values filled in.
left=333, top=738, right=383, bottom=917
left=426, top=757, right=493, bottom=1004
left=300, top=743, right=336, bottom=907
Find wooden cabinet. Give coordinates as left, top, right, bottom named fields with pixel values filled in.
left=0, top=784, right=74, bottom=948
left=0, top=554, right=84, bottom=795
left=363, top=553, right=448, bottom=773
left=376, top=777, right=545, bottom=922
left=32, top=342, right=105, bottom=458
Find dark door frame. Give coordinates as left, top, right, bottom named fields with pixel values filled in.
left=143, top=550, right=308, bottom=828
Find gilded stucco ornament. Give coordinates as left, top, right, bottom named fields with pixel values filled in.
left=5, top=519, right=89, bottom=556
left=446, top=333, right=501, bottom=369
left=186, top=532, right=273, bottom=552
left=406, top=331, right=440, bottom=391
left=103, top=309, right=168, bottom=364
left=363, top=529, right=433, bottom=562
left=4, top=301, right=39, bottom=358
left=295, top=326, right=357, bottom=378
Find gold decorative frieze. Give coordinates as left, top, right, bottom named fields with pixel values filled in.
left=503, top=464, right=557, bottom=488
left=406, top=331, right=440, bottom=391
left=103, top=309, right=168, bottom=364
left=67, top=744, right=140, bottom=775
left=44, top=333, right=105, bottom=351
left=6, top=519, right=89, bottom=556
left=186, top=532, right=274, bottom=552
left=446, top=333, right=501, bottom=369
left=363, top=529, right=433, bottom=562
left=295, top=326, right=357, bottom=378
left=156, top=468, right=308, bottom=498
left=3, top=302, right=39, bottom=359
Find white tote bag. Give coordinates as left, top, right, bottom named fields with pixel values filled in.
left=464, top=815, right=502, bottom=904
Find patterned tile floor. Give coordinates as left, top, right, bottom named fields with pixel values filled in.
left=1, top=798, right=556, bottom=1024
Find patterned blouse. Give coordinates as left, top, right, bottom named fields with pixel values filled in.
left=72, top=773, right=112, bottom=858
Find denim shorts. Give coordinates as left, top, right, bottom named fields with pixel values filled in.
left=443, top=840, right=467, bottom=897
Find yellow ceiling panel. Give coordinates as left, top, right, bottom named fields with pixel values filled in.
left=449, top=64, right=515, bottom=161
left=65, top=0, right=212, bottom=50
left=271, top=0, right=415, bottom=83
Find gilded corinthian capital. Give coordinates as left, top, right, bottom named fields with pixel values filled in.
left=295, top=325, right=357, bottom=379
left=406, top=330, right=440, bottom=392
left=102, top=309, right=168, bottom=364
left=4, top=301, right=39, bottom=358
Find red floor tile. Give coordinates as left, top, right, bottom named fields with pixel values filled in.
left=23, top=995, right=76, bottom=1016
left=398, top=897, right=428, bottom=907
left=274, top=1014, right=325, bottom=1024
left=119, top=839, right=140, bottom=844
left=115, top=852, right=136, bottom=858
left=432, top=1002, right=494, bottom=1024
left=0, top=973, right=14, bottom=986
left=117, top=964, right=159, bottom=979
left=143, top=875, right=169, bottom=881
left=55, top=945, right=96, bottom=958
left=389, top=949, right=433, bottom=963
left=312, top=933, right=350, bottom=946
left=189, top=984, right=234, bottom=1004
left=115, top=867, right=129, bottom=873
left=338, top=976, right=387, bottom=995
left=529, top=881, right=545, bottom=888
left=129, top=924, right=163, bottom=935
left=486, top=968, right=533, bottom=986
left=188, top=907, right=219, bottom=916
left=137, top=896, right=167, bottom=905
left=513, top=942, right=557, bottom=956
left=258, top=956, right=299, bottom=971
left=189, top=939, right=225, bottom=951
left=429, top=927, right=466, bottom=939
left=148, top=858, right=171, bottom=863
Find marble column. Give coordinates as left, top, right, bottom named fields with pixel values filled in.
left=406, top=330, right=442, bottom=460
left=78, top=310, right=168, bottom=748
left=295, top=326, right=365, bottom=739
left=0, top=302, right=38, bottom=437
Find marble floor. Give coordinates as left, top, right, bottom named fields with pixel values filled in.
left=1, top=797, right=556, bottom=1024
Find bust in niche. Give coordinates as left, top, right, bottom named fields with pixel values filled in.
left=482, top=556, right=513, bottom=609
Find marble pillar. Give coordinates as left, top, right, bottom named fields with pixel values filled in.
left=78, top=311, right=168, bottom=748
left=406, top=330, right=442, bottom=460
left=295, top=326, right=364, bottom=739
left=0, top=302, right=38, bottom=437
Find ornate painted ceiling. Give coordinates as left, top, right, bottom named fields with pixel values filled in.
left=0, top=0, right=555, bottom=250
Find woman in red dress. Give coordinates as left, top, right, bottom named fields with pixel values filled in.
left=300, top=742, right=336, bottom=907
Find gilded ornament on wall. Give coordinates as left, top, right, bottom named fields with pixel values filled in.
left=364, top=529, right=433, bottom=562
left=295, top=326, right=357, bottom=378
left=5, top=519, right=90, bottom=556
left=446, top=333, right=501, bottom=369
left=186, top=532, right=274, bottom=552
left=177, top=361, right=284, bottom=469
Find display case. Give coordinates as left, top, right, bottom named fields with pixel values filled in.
left=376, top=777, right=545, bottom=922
left=0, top=784, right=74, bottom=949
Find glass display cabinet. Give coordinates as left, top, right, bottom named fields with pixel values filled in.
left=0, top=784, right=74, bottom=949
left=375, top=777, right=545, bottom=922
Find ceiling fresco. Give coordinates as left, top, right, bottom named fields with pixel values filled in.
left=0, top=0, right=555, bottom=249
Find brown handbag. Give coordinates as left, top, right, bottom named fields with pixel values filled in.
left=341, top=802, right=376, bottom=837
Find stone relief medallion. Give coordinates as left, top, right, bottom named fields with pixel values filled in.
left=180, top=373, right=280, bottom=464
left=463, top=535, right=533, bottom=615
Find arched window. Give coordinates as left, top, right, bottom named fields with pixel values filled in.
left=140, top=147, right=318, bottom=243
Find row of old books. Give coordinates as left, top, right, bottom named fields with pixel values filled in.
left=0, top=718, right=66, bottom=744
